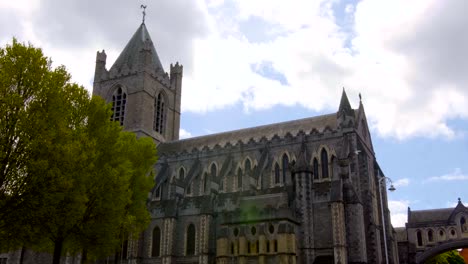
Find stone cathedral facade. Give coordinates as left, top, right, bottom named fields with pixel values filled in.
left=92, top=22, right=399, bottom=264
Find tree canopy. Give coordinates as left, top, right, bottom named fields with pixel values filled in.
left=0, top=39, right=156, bottom=263
left=425, top=250, right=465, bottom=264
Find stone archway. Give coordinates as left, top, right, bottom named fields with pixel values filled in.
left=415, top=238, right=468, bottom=263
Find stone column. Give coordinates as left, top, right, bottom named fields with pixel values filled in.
left=331, top=202, right=347, bottom=264
left=198, top=215, right=211, bottom=264
left=162, top=218, right=175, bottom=264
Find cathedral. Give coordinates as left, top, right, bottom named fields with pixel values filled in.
left=91, top=21, right=399, bottom=264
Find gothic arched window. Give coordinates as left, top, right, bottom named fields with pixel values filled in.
left=313, top=158, right=319, bottom=180
left=186, top=224, right=196, bottom=256
left=152, top=226, right=161, bottom=257
left=321, top=149, right=329, bottom=178
left=282, top=154, right=289, bottom=183
left=428, top=229, right=434, bottom=242
left=111, top=87, right=127, bottom=126
left=154, top=93, right=165, bottom=134
left=245, top=159, right=252, bottom=175
left=211, top=164, right=217, bottom=179
left=237, top=168, right=243, bottom=190
left=179, top=168, right=185, bottom=181
left=417, top=231, right=423, bottom=247
left=274, top=163, right=280, bottom=184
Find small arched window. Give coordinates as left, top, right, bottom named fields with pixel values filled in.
left=186, top=224, right=196, bottom=255
left=237, top=168, right=243, bottom=190
left=186, top=182, right=191, bottom=195
left=247, top=241, right=251, bottom=254
left=428, top=229, right=433, bottom=242
left=274, top=163, right=280, bottom=184
left=231, top=242, right=235, bottom=255
left=111, top=87, right=127, bottom=126
left=282, top=154, right=289, bottom=183
left=321, top=149, right=329, bottom=178
left=266, top=240, right=270, bottom=252
left=417, top=231, right=423, bottom=247
left=274, top=240, right=278, bottom=252
left=152, top=226, right=161, bottom=257
left=154, top=186, right=161, bottom=199
left=154, top=93, right=165, bottom=134
left=179, top=168, right=185, bottom=181
left=313, top=158, right=319, bottom=180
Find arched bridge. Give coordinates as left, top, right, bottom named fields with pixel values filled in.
left=415, top=238, right=468, bottom=263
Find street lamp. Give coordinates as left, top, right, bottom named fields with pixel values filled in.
left=378, top=173, right=396, bottom=264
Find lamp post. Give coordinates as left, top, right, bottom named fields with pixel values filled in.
left=378, top=173, right=396, bottom=264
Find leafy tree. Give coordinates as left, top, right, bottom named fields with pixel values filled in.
left=0, top=39, right=156, bottom=264
left=425, top=250, right=465, bottom=264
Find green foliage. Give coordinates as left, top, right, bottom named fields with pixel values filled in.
left=425, top=250, right=465, bottom=264
left=0, top=39, right=157, bottom=262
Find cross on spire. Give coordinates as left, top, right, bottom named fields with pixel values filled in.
left=141, top=5, right=147, bottom=24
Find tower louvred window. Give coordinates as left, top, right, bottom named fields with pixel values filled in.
left=154, top=93, right=165, bottom=134
left=111, top=87, right=126, bottom=126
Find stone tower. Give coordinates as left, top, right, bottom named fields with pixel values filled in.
left=93, top=22, right=183, bottom=144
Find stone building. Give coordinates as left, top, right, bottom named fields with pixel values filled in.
left=395, top=199, right=468, bottom=263
left=0, top=21, right=398, bottom=264
left=91, top=21, right=399, bottom=264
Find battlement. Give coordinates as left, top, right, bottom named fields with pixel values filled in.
left=96, top=50, right=107, bottom=63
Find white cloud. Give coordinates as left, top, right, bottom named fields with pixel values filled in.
left=2, top=0, right=468, bottom=140
left=393, top=178, right=410, bottom=187
left=179, top=128, right=193, bottom=139
left=427, top=168, right=468, bottom=182
left=388, top=200, right=410, bottom=227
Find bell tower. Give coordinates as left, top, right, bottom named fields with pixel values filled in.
left=92, top=21, right=182, bottom=144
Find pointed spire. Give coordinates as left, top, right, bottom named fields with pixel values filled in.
left=337, top=87, right=354, bottom=117
left=110, top=23, right=164, bottom=73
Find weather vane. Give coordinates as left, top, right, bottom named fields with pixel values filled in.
left=141, top=5, right=147, bottom=24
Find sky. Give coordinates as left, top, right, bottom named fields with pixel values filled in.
left=1, top=0, right=467, bottom=227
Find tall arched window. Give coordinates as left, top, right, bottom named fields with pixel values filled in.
left=313, top=158, right=319, bottom=180
left=245, top=159, right=252, bottom=175
left=154, top=93, right=165, bottom=134
left=186, top=224, right=196, bottom=255
left=274, top=163, right=280, bottom=184
left=111, top=87, right=126, bottom=126
left=179, top=168, right=185, bottom=181
left=282, top=154, right=289, bottom=183
left=152, top=226, right=161, bottom=257
left=417, top=231, right=423, bottom=247
left=461, top=217, right=467, bottom=232
left=211, top=164, right=217, bottom=179
left=237, top=168, right=243, bottom=190
left=321, top=149, right=329, bottom=178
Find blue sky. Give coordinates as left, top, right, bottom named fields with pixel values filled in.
left=1, top=0, right=467, bottom=227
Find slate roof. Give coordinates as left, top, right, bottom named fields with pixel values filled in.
left=110, top=23, right=164, bottom=72
left=408, top=208, right=453, bottom=223
left=159, top=113, right=339, bottom=153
